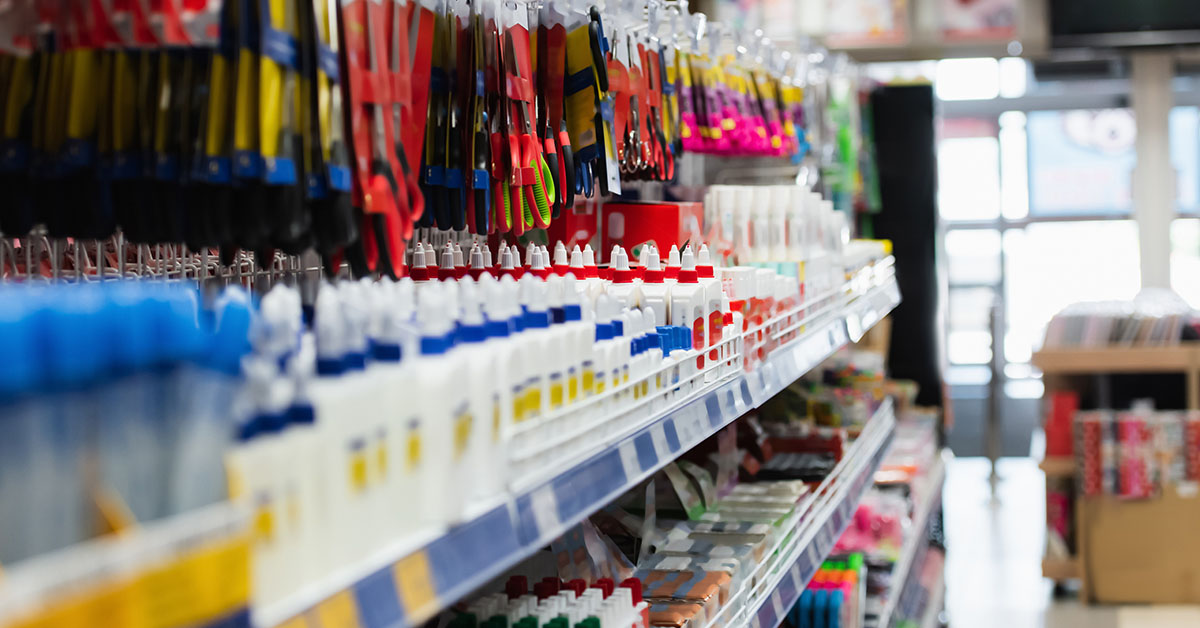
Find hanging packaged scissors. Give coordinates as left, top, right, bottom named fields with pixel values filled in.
left=420, top=0, right=452, bottom=230
left=502, top=0, right=553, bottom=231
left=231, top=0, right=273, bottom=256
left=537, top=0, right=570, bottom=217
left=467, top=0, right=491, bottom=234
left=389, top=0, right=426, bottom=238
left=444, top=0, right=470, bottom=232
left=303, top=0, right=359, bottom=274
left=191, top=0, right=240, bottom=253
left=343, top=0, right=407, bottom=277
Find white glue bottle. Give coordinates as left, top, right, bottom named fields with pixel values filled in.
left=553, top=241, right=571, bottom=276
left=414, top=281, right=467, bottom=527
left=607, top=246, right=642, bottom=308
left=696, top=244, right=724, bottom=377
left=639, top=245, right=670, bottom=327
left=456, top=279, right=502, bottom=509
left=670, top=246, right=707, bottom=371
left=665, top=244, right=681, bottom=281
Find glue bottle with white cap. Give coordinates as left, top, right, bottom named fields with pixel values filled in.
left=606, top=246, right=642, bottom=308
left=639, top=245, right=671, bottom=326
left=696, top=244, right=723, bottom=377
left=670, top=245, right=706, bottom=370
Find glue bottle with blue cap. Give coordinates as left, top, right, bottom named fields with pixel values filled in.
left=169, top=285, right=253, bottom=516
left=415, top=280, right=469, bottom=526
left=41, top=283, right=107, bottom=555
left=0, top=289, right=45, bottom=564
left=456, top=278, right=500, bottom=507
left=482, top=275, right=519, bottom=486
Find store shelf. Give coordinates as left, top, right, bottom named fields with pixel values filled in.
left=255, top=273, right=901, bottom=628
left=1032, top=346, right=1196, bottom=374
left=876, top=450, right=950, bottom=628
left=701, top=399, right=897, bottom=628
left=1041, top=557, right=1080, bottom=581
left=1039, top=456, right=1076, bottom=477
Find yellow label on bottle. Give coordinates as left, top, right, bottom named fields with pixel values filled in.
left=406, top=424, right=422, bottom=472
left=253, top=497, right=275, bottom=542
left=492, top=399, right=502, bottom=442
left=568, top=371, right=579, bottom=403
left=595, top=373, right=607, bottom=394
left=526, top=386, right=542, bottom=418
left=550, top=378, right=564, bottom=409
left=582, top=367, right=595, bottom=395
left=453, top=411, right=472, bottom=459
left=622, top=367, right=630, bottom=384
left=376, top=437, right=388, bottom=481
left=349, top=448, right=368, bottom=493
left=513, top=386, right=527, bottom=422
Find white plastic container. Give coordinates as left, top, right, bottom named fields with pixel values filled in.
left=670, top=246, right=707, bottom=371
left=696, top=244, right=723, bottom=377
left=768, top=186, right=789, bottom=261
left=413, top=281, right=468, bottom=526
left=606, top=246, right=642, bottom=308
left=639, top=246, right=671, bottom=326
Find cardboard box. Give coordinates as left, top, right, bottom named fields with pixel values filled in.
left=601, top=201, right=705, bottom=263
left=1080, top=485, right=1200, bottom=603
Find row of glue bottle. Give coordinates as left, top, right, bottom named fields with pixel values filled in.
left=232, top=238, right=824, bottom=606
left=231, top=240, right=769, bottom=607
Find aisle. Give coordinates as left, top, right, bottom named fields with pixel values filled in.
left=943, top=457, right=1200, bottom=628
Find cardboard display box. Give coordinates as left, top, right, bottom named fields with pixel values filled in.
left=1080, top=485, right=1200, bottom=603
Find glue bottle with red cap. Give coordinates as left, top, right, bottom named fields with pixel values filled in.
left=607, top=246, right=642, bottom=308
left=468, top=245, right=490, bottom=280
left=528, top=247, right=552, bottom=280
left=639, top=245, right=670, bottom=326
left=579, top=244, right=605, bottom=299
left=408, top=242, right=431, bottom=281
left=696, top=244, right=723, bottom=378
left=669, top=246, right=706, bottom=370
left=664, top=244, right=681, bottom=281
left=552, top=241, right=571, bottom=276
left=453, top=242, right=466, bottom=278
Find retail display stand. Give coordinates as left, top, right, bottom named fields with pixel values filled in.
left=257, top=271, right=902, bottom=628
left=0, top=263, right=901, bottom=628
left=1033, top=345, right=1200, bottom=603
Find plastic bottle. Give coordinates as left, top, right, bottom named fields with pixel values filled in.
left=415, top=281, right=468, bottom=526
left=606, top=246, right=642, bottom=308
left=639, top=246, right=670, bottom=327
left=500, top=245, right=525, bottom=280
left=453, top=242, right=467, bottom=279
left=665, top=244, right=681, bottom=280
left=529, top=246, right=552, bottom=280
left=469, top=244, right=491, bottom=280
left=696, top=244, right=724, bottom=373
left=482, top=277, right=518, bottom=490
left=769, top=186, right=789, bottom=261
left=518, top=276, right=553, bottom=427
left=559, top=273, right=590, bottom=413
left=552, top=241, right=571, bottom=276
left=751, top=188, right=770, bottom=262
left=787, top=186, right=807, bottom=261
left=455, top=280, right=500, bottom=510
left=670, top=246, right=707, bottom=370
